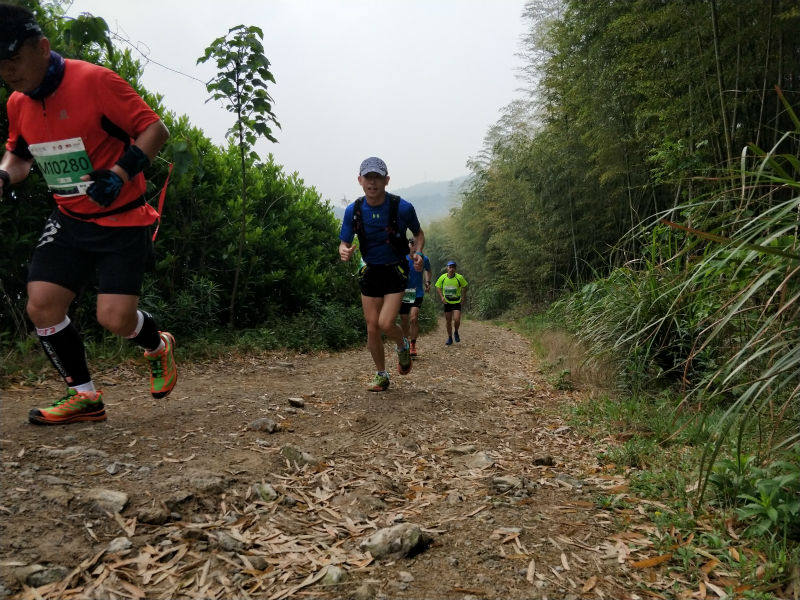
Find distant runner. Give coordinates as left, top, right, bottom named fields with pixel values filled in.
left=435, top=261, right=468, bottom=345
left=0, top=4, right=177, bottom=425
left=339, top=156, right=425, bottom=391
left=399, top=238, right=432, bottom=357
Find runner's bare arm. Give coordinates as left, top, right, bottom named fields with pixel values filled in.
left=412, top=228, right=425, bottom=271
left=0, top=151, right=34, bottom=195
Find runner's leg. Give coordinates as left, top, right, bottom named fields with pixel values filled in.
left=362, top=295, right=386, bottom=372
left=27, top=281, right=91, bottom=388
left=378, top=292, right=405, bottom=348
left=409, top=305, right=420, bottom=341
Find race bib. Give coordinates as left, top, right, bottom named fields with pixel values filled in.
left=444, top=285, right=459, bottom=301
left=402, top=287, right=416, bottom=304
left=28, top=137, right=93, bottom=197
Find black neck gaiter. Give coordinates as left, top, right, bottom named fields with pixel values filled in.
left=25, top=51, right=65, bottom=100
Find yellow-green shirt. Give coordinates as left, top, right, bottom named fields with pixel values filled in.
left=435, top=272, right=468, bottom=303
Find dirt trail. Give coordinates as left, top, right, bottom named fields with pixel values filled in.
left=0, top=319, right=646, bottom=599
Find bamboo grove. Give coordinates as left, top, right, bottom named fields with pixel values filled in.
left=430, top=0, right=800, bottom=543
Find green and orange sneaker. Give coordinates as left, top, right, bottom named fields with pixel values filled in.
left=145, top=331, right=178, bottom=399
left=367, top=372, right=390, bottom=392
left=29, top=389, right=106, bottom=425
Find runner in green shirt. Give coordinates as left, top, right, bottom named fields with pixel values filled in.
left=435, top=261, right=468, bottom=345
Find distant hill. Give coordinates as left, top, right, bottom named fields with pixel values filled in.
left=331, top=175, right=468, bottom=224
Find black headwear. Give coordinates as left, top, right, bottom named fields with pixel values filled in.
left=0, top=4, right=43, bottom=60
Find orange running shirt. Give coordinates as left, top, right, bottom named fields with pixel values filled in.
left=5, top=59, right=161, bottom=226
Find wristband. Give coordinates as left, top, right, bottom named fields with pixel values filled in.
left=115, top=145, right=150, bottom=179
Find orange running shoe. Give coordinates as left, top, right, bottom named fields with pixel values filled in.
left=145, top=332, right=178, bottom=399
left=29, top=389, right=106, bottom=425
left=410, top=341, right=418, bottom=357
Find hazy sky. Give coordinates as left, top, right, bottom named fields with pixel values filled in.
left=63, top=0, right=529, bottom=205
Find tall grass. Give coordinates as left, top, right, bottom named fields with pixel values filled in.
left=554, top=99, right=800, bottom=550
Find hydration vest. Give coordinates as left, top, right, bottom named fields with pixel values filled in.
left=352, top=193, right=409, bottom=261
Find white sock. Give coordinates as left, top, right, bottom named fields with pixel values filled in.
left=125, top=310, right=145, bottom=339
left=145, top=340, right=166, bottom=355
left=72, top=382, right=96, bottom=395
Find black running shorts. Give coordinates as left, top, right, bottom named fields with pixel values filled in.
left=399, top=296, right=423, bottom=315
left=358, top=263, right=408, bottom=298
left=28, top=210, right=154, bottom=295
left=443, top=302, right=462, bottom=313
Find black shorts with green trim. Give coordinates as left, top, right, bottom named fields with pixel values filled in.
left=358, top=263, right=408, bottom=298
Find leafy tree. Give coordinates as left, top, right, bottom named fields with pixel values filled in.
left=197, top=25, right=280, bottom=325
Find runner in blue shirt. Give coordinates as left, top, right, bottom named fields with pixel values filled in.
left=399, top=238, right=432, bottom=357
left=339, top=157, right=425, bottom=391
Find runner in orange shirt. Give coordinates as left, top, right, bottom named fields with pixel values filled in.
left=0, top=4, right=177, bottom=425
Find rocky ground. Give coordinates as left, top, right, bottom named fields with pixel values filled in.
left=1, top=319, right=675, bottom=599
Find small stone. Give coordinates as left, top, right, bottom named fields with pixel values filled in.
left=280, top=445, right=317, bottom=466
left=253, top=483, right=278, bottom=502
left=137, top=506, right=170, bottom=525
left=492, top=475, right=522, bottom=493
left=214, top=531, right=244, bottom=553
left=353, top=581, right=378, bottom=600
left=83, top=488, right=128, bottom=513
left=359, top=523, right=432, bottom=559
left=165, top=490, right=193, bottom=511
left=13, top=565, right=44, bottom=586
left=533, top=455, right=554, bottom=466
left=446, top=490, right=464, bottom=504
left=555, top=474, right=584, bottom=488
left=247, top=418, right=279, bottom=433
left=466, top=452, right=495, bottom=469
left=107, top=537, right=132, bottom=554
left=321, top=565, right=345, bottom=585
left=288, top=397, right=305, bottom=408
left=26, top=566, right=69, bottom=587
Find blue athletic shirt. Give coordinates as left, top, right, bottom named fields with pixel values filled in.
left=405, top=253, right=431, bottom=298
left=339, top=195, right=421, bottom=265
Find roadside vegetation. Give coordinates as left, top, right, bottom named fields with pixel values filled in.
left=430, top=2, right=799, bottom=596
left=510, top=307, right=798, bottom=598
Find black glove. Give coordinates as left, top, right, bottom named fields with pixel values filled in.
left=0, top=169, right=9, bottom=198
left=86, top=169, right=123, bottom=207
